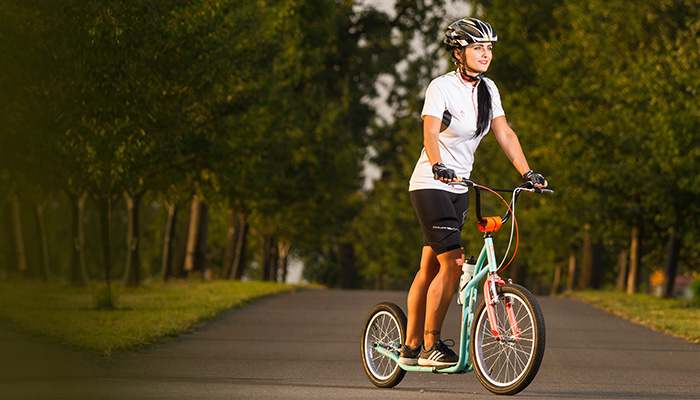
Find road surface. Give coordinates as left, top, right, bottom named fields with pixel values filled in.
left=2, top=289, right=699, bottom=399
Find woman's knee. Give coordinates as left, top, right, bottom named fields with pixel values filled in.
left=437, top=248, right=464, bottom=274
left=418, top=246, right=440, bottom=275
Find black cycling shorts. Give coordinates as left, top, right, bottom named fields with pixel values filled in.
left=410, top=189, right=469, bottom=255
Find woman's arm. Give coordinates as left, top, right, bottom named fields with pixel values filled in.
left=491, top=115, right=531, bottom=176
left=423, top=115, right=459, bottom=183
left=423, top=115, right=443, bottom=166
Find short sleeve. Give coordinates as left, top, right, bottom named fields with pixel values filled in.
left=421, top=79, right=446, bottom=119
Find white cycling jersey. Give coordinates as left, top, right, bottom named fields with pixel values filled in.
left=409, top=70, right=505, bottom=193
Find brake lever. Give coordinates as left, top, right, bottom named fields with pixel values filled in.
left=448, top=178, right=475, bottom=187
left=519, top=182, right=554, bottom=194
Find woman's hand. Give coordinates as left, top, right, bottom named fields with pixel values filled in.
left=432, top=163, right=459, bottom=183
left=522, top=170, right=548, bottom=188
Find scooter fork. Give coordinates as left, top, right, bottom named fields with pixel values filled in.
left=484, top=274, right=521, bottom=342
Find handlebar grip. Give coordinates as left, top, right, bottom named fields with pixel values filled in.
left=528, top=187, right=554, bottom=194
left=521, top=182, right=554, bottom=194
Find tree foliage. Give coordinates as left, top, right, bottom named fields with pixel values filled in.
left=0, top=0, right=442, bottom=289
left=2, top=0, right=699, bottom=296
left=464, top=0, right=700, bottom=293
left=353, top=0, right=700, bottom=293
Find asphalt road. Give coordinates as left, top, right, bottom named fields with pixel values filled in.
left=2, top=289, right=699, bottom=399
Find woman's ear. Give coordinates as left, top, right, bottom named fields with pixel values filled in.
left=453, top=48, right=461, bottom=62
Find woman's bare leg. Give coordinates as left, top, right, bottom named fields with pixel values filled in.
left=423, top=247, right=464, bottom=348
left=405, top=246, right=439, bottom=348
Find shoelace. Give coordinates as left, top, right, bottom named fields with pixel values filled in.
left=435, top=339, right=456, bottom=353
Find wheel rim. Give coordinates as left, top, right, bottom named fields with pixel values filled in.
left=364, top=310, right=401, bottom=381
left=474, top=294, right=535, bottom=387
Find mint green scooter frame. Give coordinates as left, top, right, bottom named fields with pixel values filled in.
left=373, top=236, right=498, bottom=374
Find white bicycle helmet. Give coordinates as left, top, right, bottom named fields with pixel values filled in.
left=444, top=18, right=498, bottom=48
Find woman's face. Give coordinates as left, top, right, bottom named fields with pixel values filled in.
left=458, top=42, right=493, bottom=75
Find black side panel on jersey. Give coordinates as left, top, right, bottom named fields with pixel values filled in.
left=441, top=109, right=452, bottom=132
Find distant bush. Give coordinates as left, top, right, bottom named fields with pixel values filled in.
left=691, top=278, right=700, bottom=307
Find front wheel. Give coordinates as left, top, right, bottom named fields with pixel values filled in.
left=470, top=284, right=545, bottom=395
left=361, top=302, right=407, bottom=388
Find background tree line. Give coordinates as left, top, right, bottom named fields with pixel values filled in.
left=355, top=0, right=700, bottom=296
left=0, top=0, right=453, bottom=295
left=1, top=0, right=699, bottom=300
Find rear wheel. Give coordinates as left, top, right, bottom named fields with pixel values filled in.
left=470, top=284, right=545, bottom=395
left=361, top=302, right=407, bottom=388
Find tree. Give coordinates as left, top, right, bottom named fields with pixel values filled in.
left=471, top=0, right=700, bottom=294
left=353, top=0, right=453, bottom=288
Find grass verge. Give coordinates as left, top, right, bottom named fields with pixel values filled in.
left=569, top=290, right=700, bottom=344
left=0, top=280, right=299, bottom=356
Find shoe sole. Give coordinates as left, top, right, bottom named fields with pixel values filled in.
left=418, top=358, right=458, bottom=367
left=398, top=357, right=418, bottom=365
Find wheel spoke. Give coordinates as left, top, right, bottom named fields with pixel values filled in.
left=473, top=287, right=543, bottom=393
left=364, top=310, right=402, bottom=381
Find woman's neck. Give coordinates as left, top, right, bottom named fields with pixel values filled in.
left=458, top=67, right=482, bottom=86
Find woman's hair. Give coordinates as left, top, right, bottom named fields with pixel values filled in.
left=475, top=80, right=492, bottom=138
left=448, top=45, right=492, bottom=138
left=445, top=43, right=460, bottom=65
left=444, top=18, right=497, bottom=138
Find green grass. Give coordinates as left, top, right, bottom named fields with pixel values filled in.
left=570, top=290, right=700, bottom=344
left=0, top=280, right=299, bottom=356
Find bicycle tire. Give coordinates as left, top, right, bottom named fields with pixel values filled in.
left=470, top=284, right=545, bottom=395
left=361, top=302, right=407, bottom=388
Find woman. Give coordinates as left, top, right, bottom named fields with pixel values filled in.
left=399, top=18, right=547, bottom=367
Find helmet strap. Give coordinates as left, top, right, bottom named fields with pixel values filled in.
left=459, top=66, right=483, bottom=83
left=458, top=47, right=483, bottom=83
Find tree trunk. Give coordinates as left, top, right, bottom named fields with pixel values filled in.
left=593, top=242, right=603, bottom=289
left=0, top=203, right=7, bottom=281
left=550, top=261, right=562, bottom=296
left=566, top=252, right=576, bottom=292
left=222, top=210, right=238, bottom=279
left=97, top=195, right=114, bottom=309
left=510, top=262, right=528, bottom=286
left=375, top=271, right=384, bottom=290
left=123, top=192, right=143, bottom=287
left=171, top=206, right=190, bottom=279
left=627, top=225, right=642, bottom=294
left=194, top=202, right=209, bottom=278
left=578, top=233, right=593, bottom=290
left=532, top=274, right=542, bottom=296
left=262, top=233, right=274, bottom=281
left=270, top=240, right=279, bottom=281
left=338, top=241, right=356, bottom=289
left=10, top=195, right=28, bottom=275
left=278, top=241, right=291, bottom=283
left=34, top=201, right=51, bottom=280
left=615, top=249, right=628, bottom=292
left=160, top=202, right=177, bottom=280
left=661, top=227, right=681, bottom=298
left=183, top=195, right=201, bottom=273
left=580, top=238, right=603, bottom=291
left=70, top=192, right=89, bottom=286
left=123, top=193, right=134, bottom=284
left=230, top=213, right=248, bottom=280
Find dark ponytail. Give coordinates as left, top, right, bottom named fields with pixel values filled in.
left=451, top=46, right=493, bottom=138
left=475, top=80, right=492, bottom=138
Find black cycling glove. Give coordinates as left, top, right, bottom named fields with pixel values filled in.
left=522, top=170, right=547, bottom=186
left=432, top=162, right=457, bottom=181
